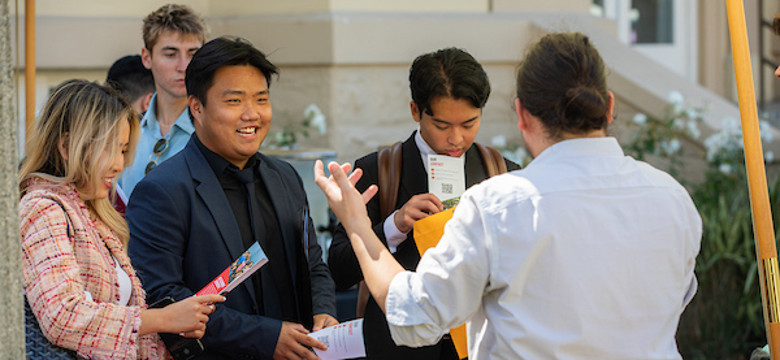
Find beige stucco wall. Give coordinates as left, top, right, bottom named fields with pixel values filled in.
left=10, top=9, right=546, bottom=161
left=17, top=0, right=494, bottom=17
left=492, top=0, right=590, bottom=13
left=11, top=1, right=771, bottom=169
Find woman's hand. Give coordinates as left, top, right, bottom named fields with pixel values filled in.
left=140, top=294, right=225, bottom=337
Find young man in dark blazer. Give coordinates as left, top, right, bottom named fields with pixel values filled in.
left=127, top=37, right=337, bottom=360
left=328, top=47, right=520, bottom=360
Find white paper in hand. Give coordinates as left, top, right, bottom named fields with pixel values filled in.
left=311, top=319, right=366, bottom=360
left=427, top=154, right=465, bottom=206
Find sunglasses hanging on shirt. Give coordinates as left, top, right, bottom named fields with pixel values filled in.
left=145, top=137, right=169, bottom=175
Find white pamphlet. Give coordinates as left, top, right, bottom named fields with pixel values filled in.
left=311, top=319, right=366, bottom=360
left=427, top=154, right=466, bottom=209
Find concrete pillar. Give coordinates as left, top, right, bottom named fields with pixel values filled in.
left=0, top=0, right=23, bottom=357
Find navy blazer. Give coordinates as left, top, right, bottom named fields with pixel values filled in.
left=127, top=137, right=336, bottom=360
left=328, top=132, right=520, bottom=360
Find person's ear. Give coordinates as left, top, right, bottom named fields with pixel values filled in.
left=189, top=95, right=204, bottom=127
left=141, top=47, right=152, bottom=70
left=606, top=91, right=615, bottom=124
left=410, top=101, right=422, bottom=123
left=516, top=98, right=528, bottom=131
left=141, top=92, right=154, bottom=113
left=57, top=132, right=69, bottom=161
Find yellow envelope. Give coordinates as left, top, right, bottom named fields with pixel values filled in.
left=412, top=207, right=467, bottom=359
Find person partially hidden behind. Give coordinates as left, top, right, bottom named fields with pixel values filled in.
left=106, top=54, right=155, bottom=115
left=316, top=32, right=702, bottom=359
left=775, top=14, right=780, bottom=79
left=20, top=79, right=223, bottom=359
left=328, top=47, right=519, bottom=360
left=106, top=54, right=156, bottom=214
left=127, top=36, right=338, bottom=360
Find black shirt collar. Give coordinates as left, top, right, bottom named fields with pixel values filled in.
left=193, top=134, right=259, bottom=176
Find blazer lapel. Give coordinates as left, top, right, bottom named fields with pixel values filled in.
left=185, top=141, right=246, bottom=263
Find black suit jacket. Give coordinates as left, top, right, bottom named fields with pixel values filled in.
left=328, top=132, right=520, bottom=360
left=127, top=137, right=336, bottom=360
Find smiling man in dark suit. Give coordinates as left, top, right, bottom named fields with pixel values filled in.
left=127, top=36, right=337, bottom=360
left=328, top=47, right=520, bottom=360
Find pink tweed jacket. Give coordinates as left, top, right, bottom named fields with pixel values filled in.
left=20, top=177, right=168, bottom=359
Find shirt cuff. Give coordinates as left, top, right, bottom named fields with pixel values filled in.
left=385, top=271, right=447, bottom=347
left=383, top=210, right=408, bottom=253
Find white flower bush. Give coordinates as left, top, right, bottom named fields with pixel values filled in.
left=702, top=116, right=774, bottom=168
left=628, top=90, right=774, bottom=181
left=491, top=135, right=507, bottom=148
left=265, top=104, right=327, bottom=150
left=632, top=113, right=647, bottom=125
left=304, top=104, right=327, bottom=135
left=626, top=91, right=706, bottom=176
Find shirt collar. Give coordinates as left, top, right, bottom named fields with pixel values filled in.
left=530, top=137, right=624, bottom=166
left=193, top=134, right=260, bottom=178
left=140, top=93, right=195, bottom=135
left=414, top=129, right=437, bottom=174
left=414, top=128, right=436, bottom=159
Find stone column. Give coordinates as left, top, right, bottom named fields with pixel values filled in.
left=0, top=0, right=23, bottom=358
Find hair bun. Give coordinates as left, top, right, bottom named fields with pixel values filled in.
left=564, top=86, right=608, bottom=121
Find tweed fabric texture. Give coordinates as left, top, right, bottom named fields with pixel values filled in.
left=20, top=177, right=167, bottom=359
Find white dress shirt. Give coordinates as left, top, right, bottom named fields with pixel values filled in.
left=384, top=137, right=701, bottom=359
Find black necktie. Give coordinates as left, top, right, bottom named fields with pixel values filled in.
left=232, top=167, right=266, bottom=244
left=229, top=166, right=269, bottom=315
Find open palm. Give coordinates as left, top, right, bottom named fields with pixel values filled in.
left=313, top=160, right=377, bottom=232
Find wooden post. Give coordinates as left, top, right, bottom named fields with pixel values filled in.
left=24, top=0, right=34, bottom=138
left=726, top=0, right=780, bottom=358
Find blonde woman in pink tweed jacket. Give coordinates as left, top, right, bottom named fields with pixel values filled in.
left=19, top=80, right=225, bottom=359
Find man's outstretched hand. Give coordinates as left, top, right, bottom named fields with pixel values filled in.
left=314, top=160, right=402, bottom=312
left=313, top=160, right=377, bottom=232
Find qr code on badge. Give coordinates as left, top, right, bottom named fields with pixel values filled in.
left=441, top=183, right=453, bottom=194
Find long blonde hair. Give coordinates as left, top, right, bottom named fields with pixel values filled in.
left=19, top=80, right=139, bottom=246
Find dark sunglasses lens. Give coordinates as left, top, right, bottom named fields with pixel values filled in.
left=153, top=138, right=168, bottom=154
left=145, top=161, right=157, bottom=175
